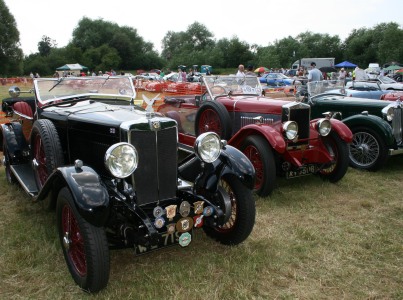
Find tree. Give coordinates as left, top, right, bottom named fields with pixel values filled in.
left=38, top=35, right=57, bottom=56
left=0, top=0, right=23, bottom=76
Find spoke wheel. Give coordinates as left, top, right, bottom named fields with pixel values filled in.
left=319, top=132, right=349, bottom=182
left=195, top=101, right=232, bottom=140
left=203, top=174, right=255, bottom=245
left=57, top=187, right=110, bottom=292
left=349, top=128, right=388, bottom=171
left=241, top=135, right=276, bottom=196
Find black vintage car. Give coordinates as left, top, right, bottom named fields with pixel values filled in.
left=0, top=76, right=256, bottom=292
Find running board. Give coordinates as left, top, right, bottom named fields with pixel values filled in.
left=10, top=164, right=39, bottom=196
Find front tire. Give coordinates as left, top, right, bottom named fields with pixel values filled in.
left=2, top=141, right=16, bottom=184
left=203, top=174, right=255, bottom=245
left=318, top=132, right=349, bottom=182
left=240, top=135, right=276, bottom=196
left=349, top=127, right=388, bottom=171
left=57, top=187, right=110, bottom=293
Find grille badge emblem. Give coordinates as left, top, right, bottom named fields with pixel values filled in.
left=150, top=120, right=161, bottom=130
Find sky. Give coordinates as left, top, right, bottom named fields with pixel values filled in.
left=4, top=0, right=403, bottom=56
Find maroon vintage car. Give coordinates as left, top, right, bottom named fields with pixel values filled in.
left=157, top=75, right=353, bottom=196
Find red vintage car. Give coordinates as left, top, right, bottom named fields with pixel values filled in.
left=158, top=75, right=353, bottom=196
left=380, top=91, right=403, bottom=101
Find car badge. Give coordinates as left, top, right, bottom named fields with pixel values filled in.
left=179, top=232, right=192, bottom=247
left=176, top=217, right=194, bottom=233
left=193, top=201, right=204, bottom=215
left=193, top=215, right=204, bottom=228
left=154, top=217, right=165, bottom=229
left=179, top=201, right=191, bottom=217
left=166, top=223, right=176, bottom=235
left=203, top=206, right=214, bottom=217
left=165, top=205, right=177, bottom=220
left=153, top=206, right=164, bottom=218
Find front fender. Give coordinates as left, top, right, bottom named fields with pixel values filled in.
left=342, top=114, right=395, bottom=146
left=228, top=124, right=287, bottom=154
left=328, top=119, right=353, bottom=143
left=38, top=165, right=110, bottom=227
left=178, top=145, right=255, bottom=192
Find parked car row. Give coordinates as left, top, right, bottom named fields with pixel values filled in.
left=1, top=74, right=402, bottom=293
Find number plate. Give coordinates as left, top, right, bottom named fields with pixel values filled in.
left=286, top=165, right=317, bottom=178
left=134, top=230, right=193, bottom=254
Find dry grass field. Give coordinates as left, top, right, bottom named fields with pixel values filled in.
left=0, top=83, right=402, bottom=299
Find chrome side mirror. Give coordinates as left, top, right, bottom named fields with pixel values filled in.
left=8, top=86, right=21, bottom=98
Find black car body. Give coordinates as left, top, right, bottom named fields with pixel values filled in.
left=0, top=76, right=256, bottom=292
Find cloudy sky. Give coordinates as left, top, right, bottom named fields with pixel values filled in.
left=4, top=0, right=403, bottom=55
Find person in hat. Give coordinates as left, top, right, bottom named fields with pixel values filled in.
left=308, top=62, right=323, bottom=82
left=338, top=68, right=347, bottom=82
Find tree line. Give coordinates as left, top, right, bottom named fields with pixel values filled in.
left=1, top=0, right=402, bottom=77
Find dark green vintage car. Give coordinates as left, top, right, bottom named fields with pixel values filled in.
left=300, top=80, right=403, bottom=171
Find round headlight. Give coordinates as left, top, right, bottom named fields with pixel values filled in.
left=386, top=106, right=394, bottom=122
left=104, top=143, right=138, bottom=178
left=317, top=119, right=332, bottom=136
left=194, top=132, right=221, bottom=163
left=282, top=121, right=298, bottom=140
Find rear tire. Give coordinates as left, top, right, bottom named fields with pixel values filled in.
left=195, top=101, right=232, bottom=140
left=57, top=187, right=110, bottom=293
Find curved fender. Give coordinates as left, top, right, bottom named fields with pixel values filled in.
left=228, top=124, right=287, bottom=154
left=327, top=119, right=353, bottom=143
left=38, top=165, right=110, bottom=227
left=1, top=122, right=29, bottom=161
left=342, top=114, right=395, bottom=147
left=195, top=145, right=256, bottom=193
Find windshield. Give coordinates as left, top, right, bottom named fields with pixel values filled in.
left=307, top=80, right=345, bottom=98
left=34, top=76, right=136, bottom=105
left=378, top=76, right=397, bottom=84
left=202, top=75, right=263, bottom=98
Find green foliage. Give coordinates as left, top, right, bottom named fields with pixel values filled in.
left=37, top=35, right=57, bottom=57
left=0, top=0, right=23, bottom=76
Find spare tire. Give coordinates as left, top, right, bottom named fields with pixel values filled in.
left=195, top=101, right=232, bottom=140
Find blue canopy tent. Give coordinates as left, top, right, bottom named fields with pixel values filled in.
left=335, top=61, right=357, bottom=68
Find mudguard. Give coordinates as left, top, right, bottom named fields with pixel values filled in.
left=228, top=124, right=287, bottom=154
left=0, top=122, right=29, bottom=161
left=327, top=119, right=353, bottom=143
left=37, top=165, right=110, bottom=227
left=342, top=114, right=395, bottom=147
left=178, top=145, right=255, bottom=193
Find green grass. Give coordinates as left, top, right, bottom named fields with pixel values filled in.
left=0, top=84, right=402, bottom=299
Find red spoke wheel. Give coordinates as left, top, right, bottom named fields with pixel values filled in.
left=57, top=187, right=110, bottom=293
left=195, top=101, right=232, bottom=140
left=241, top=135, right=276, bottom=197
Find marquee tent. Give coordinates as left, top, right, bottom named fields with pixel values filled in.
left=56, top=63, right=88, bottom=71
left=334, top=61, right=357, bottom=68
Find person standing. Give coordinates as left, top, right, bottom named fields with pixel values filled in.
left=307, top=62, right=323, bottom=82
left=236, top=64, right=245, bottom=78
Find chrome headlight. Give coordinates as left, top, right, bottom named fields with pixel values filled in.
left=282, top=121, right=298, bottom=140
left=194, top=132, right=221, bottom=163
left=386, top=106, right=394, bottom=121
left=104, top=143, right=138, bottom=178
left=317, top=119, right=332, bottom=136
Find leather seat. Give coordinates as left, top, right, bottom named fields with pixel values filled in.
left=13, top=101, right=34, bottom=118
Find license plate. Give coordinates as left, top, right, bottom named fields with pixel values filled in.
left=134, top=230, right=193, bottom=254
left=286, top=165, right=316, bottom=178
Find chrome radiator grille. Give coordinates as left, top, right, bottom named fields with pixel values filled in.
left=282, top=102, right=310, bottom=140
left=130, top=127, right=178, bottom=205
left=391, top=107, right=403, bottom=145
